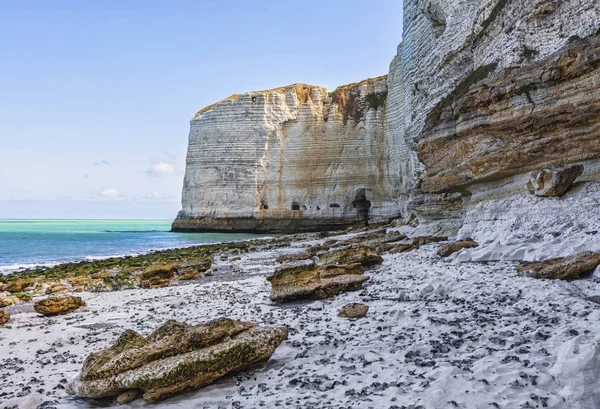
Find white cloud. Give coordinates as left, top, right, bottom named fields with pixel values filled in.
left=146, top=161, right=176, bottom=176
left=94, top=160, right=110, bottom=166
left=99, top=188, right=122, bottom=198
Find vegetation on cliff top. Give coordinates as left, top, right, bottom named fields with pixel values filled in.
left=330, top=76, right=387, bottom=125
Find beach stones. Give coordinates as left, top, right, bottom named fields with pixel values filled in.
left=34, top=296, right=86, bottom=316
left=66, top=319, right=288, bottom=403
left=517, top=252, right=600, bottom=280
left=0, top=294, right=16, bottom=308
left=437, top=238, right=479, bottom=257
left=338, top=303, right=369, bottom=319
left=0, top=310, right=10, bottom=325
left=526, top=164, right=584, bottom=197
left=267, top=260, right=369, bottom=302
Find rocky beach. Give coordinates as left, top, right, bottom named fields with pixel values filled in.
left=2, top=196, right=600, bottom=408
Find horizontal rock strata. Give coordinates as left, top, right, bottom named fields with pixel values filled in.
left=174, top=77, right=404, bottom=233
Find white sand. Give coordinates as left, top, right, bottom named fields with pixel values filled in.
left=2, top=233, right=600, bottom=409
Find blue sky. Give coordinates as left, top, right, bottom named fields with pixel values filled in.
left=0, top=0, right=403, bottom=219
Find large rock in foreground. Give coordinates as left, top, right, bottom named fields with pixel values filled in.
left=66, top=319, right=288, bottom=403
left=517, top=252, right=600, bottom=280
left=34, top=296, right=86, bottom=316
left=267, top=260, right=369, bottom=302
left=437, top=239, right=479, bottom=258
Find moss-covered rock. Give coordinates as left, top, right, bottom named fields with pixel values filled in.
left=2, top=279, right=35, bottom=293
left=66, top=319, right=288, bottom=403
left=34, top=296, right=86, bottom=316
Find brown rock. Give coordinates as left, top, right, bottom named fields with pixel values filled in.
left=517, top=252, right=600, bottom=280
left=0, top=310, right=10, bottom=325
left=267, top=260, right=369, bottom=302
left=318, top=246, right=383, bottom=267
left=69, top=277, right=91, bottom=287
left=526, top=164, right=584, bottom=197
left=48, top=284, right=69, bottom=294
left=389, top=243, right=419, bottom=254
left=140, top=263, right=178, bottom=288
left=2, top=279, right=34, bottom=293
left=66, top=319, right=288, bottom=403
left=437, top=238, right=479, bottom=257
left=0, top=294, right=15, bottom=308
left=338, top=303, right=369, bottom=318
left=34, top=296, right=86, bottom=316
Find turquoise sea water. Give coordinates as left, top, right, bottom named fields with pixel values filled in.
left=0, top=220, right=265, bottom=274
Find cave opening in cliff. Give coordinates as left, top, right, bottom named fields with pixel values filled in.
left=353, top=188, right=372, bottom=226
left=252, top=96, right=257, bottom=103
left=291, top=202, right=301, bottom=211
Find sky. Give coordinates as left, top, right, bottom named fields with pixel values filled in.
left=0, top=0, right=403, bottom=220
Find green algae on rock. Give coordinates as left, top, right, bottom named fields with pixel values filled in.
left=66, top=319, right=288, bottom=403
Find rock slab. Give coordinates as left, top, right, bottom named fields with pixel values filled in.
left=66, top=319, right=288, bottom=403
left=267, top=260, right=369, bottom=302
left=338, top=303, right=369, bottom=319
left=517, top=252, right=600, bottom=280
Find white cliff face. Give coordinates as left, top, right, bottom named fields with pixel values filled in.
left=174, top=79, right=403, bottom=232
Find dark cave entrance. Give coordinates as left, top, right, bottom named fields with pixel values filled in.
left=353, top=188, right=372, bottom=226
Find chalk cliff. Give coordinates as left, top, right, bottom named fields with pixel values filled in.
left=173, top=78, right=405, bottom=233
left=175, top=0, right=600, bottom=235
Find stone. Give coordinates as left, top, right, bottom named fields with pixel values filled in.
left=176, top=260, right=211, bottom=276
left=2, top=279, right=34, bottom=293
left=66, top=319, right=288, bottom=403
left=69, top=277, right=91, bottom=287
left=0, top=310, right=10, bottom=325
left=267, top=260, right=369, bottom=302
left=526, top=165, right=584, bottom=197
left=47, top=284, right=69, bottom=294
left=0, top=294, right=16, bottom=308
left=34, top=296, right=86, bottom=316
left=172, top=78, right=404, bottom=234
left=141, top=264, right=177, bottom=288
left=116, top=390, right=139, bottom=405
left=388, top=243, right=419, bottom=254
left=517, top=252, right=600, bottom=280
left=338, top=303, right=369, bottom=319
left=318, top=246, right=383, bottom=267
left=437, top=238, right=479, bottom=257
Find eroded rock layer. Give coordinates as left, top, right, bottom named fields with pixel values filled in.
left=174, top=78, right=404, bottom=233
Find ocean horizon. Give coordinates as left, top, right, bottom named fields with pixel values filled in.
left=0, top=219, right=266, bottom=274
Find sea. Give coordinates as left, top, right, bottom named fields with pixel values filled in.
left=0, top=219, right=266, bottom=274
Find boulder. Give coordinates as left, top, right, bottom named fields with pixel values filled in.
left=338, top=303, right=369, bottom=318
left=140, top=263, right=177, bottom=288
left=267, top=260, right=369, bottom=302
left=388, top=243, right=419, bottom=254
left=34, top=296, right=86, bottom=316
left=0, top=310, right=10, bottom=325
left=517, top=252, right=600, bottom=280
left=2, top=279, right=34, bottom=293
left=318, top=246, right=383, bottom=267
left=66, top=319, right=288, bottom=403
left=176, top=260, right=211, bottom=276
left=526, top=164, right=584, bottom=197
left=0, top=294, right=16, bottom=308
left=437, top=238, right=479, bottom=257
